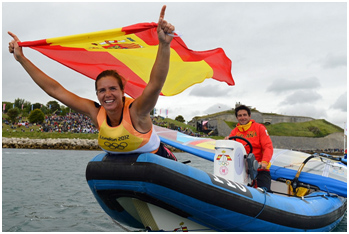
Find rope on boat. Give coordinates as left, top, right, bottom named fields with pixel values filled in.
left=270, top=189, right=338, bottom=199
left=224, top=187, right=268, bottom=231
left=111, top=218, right=133, bottom=232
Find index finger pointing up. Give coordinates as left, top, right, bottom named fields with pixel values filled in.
left=8, top=31, right=20, bottom=42
left=159, top=5, right=166, bottom=20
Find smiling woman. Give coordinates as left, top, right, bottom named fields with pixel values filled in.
left=95, top=71, right=126, bottom=125
left=7, top=5, right=177, bottom=160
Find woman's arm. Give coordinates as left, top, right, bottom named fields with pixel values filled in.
left=131, top=5, right=174, bottom=130
left=8, top=32, right=99, bottom=126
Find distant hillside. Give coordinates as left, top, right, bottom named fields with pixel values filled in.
left=158, top=116, right=343, bottom=139
left=189, top=109, right=344, bottom=138
left=226, top=119, right=343, bottom=137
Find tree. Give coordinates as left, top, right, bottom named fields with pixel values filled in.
left=11, top=98, right=31, bottom=114
left=32, top=102, right=42, bottom=110
left=7, top=107, right=20, bottom=123
left=2, top=102, right=13, bottom=113
left=14, top=98, right=26, bottom=109
left=21, top=111, right=29, bottom=118
left=175, top=115, right=185, bottom=123
left=46, top=100, right=61, bottom=113
left=28, top=109, right=45, bottom=124
left=21, top=100, right=31, bottom=113
left=60, top=105, right=70, bottom=116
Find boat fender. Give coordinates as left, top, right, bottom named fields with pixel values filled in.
left=246, top=153, right=259, bottom=180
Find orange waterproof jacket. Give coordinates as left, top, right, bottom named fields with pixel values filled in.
left=229, top=120, right=273, bottom=168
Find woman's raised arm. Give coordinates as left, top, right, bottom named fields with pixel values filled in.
left=8, top=31, right=99, bottom=126
left=131, top=5, right=175, bottom=126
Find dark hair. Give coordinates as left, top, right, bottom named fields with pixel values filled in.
left=95, top=70, right=125, bottom=92
left=235, top=105, right=251, bottom=117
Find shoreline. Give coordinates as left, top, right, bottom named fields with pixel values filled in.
left=2, top=137, right=182, bottom=152
left=2, top=136, right=344, bottom=155
left=2, top=137, right=101, bottom=150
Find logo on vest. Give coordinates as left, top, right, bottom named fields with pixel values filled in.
left=104, top=141, right=128, bottom=150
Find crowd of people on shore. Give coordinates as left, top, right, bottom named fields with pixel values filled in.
left=151, top=116, right=206, bottom=137
left=4, top=113, right=206, bottom=137
left=41, top=113, right=98, bottom=133
left=5, top=113, right=98, bottom=134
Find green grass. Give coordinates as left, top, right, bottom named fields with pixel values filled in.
left=2, top=124, right=98, bottom=139
left=163, top=118, right=197, bottom=132
left=224, top=121, right=238, bottom=130
left=3, top=117, right=343, bottom=140
left=225, top=119, right=343, bottom=137
left=265, top=119, right=343, bottom=137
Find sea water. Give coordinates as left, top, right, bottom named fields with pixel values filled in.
left=2, top=148, right=347, bottom=232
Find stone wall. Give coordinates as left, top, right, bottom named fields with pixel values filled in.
left=216, top=119, right=233, bottom=137
left=2, top=137, right=101, bottom=150
left=271, top=132, right=345, bottom=151
left=189, top=111, right=314, bottom=129
left=1, top=137, right=182, bottom=152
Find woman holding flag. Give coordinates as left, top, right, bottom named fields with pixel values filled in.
left=8, top=5, right=176, bottom=160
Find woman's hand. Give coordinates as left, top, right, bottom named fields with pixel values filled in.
left=8, top=31, right=25, bottom=62
left=157, top=5, right=175, bottom=45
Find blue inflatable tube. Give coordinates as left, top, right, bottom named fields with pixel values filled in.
left=86, top=153, right=346, bottom=232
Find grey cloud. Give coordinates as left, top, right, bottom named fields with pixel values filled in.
left=281, top=90, right=322, bottom=105
left=204, top=104, right=232, bottom=115
left=332, top=92, right=347, bottom=112
left=267, top=77, right=321, bottom=93
left=321, top=53, right=347, bottom=69
left=278, top=103, right=328, bottom=119
left=189, top=84, right=231, bottom=97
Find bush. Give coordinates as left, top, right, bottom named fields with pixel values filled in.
left=29, top=109, right=45, bottom=124
left=7, top=108, right=20, bottom=123
left=175, top=115, right=185, bottom=123
left=308, top=126, right=321, bottom=136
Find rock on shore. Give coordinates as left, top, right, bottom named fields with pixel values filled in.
left=2, top=137, right=181, bottom=152
left=2, top=137, right=101, bottom=150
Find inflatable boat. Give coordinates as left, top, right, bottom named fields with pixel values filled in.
left=86, top=135, right=347, bottom=232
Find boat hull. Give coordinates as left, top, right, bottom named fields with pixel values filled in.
left=86, top=153, right=346, bottom=232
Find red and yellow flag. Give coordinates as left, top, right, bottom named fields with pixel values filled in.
left=19, top=22, right=234, bottom=98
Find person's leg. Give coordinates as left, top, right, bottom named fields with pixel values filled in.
left=256, top=170, right=271, bottom=191
left=155, top=143, right=177, bottom=161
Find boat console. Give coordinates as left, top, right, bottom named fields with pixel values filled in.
left=214, top=139, right=258, bottom=186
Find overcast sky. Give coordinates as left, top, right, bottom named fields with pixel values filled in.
left=2, top=2, right=347, bottom=128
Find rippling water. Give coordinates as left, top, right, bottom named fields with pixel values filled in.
left=2, top=148, right=346, bottom=232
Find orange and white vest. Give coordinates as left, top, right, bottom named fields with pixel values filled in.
left=97, top=97, right=160, bottom=154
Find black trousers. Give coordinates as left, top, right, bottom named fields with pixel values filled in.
left=256, top=170, right=271, bottom=191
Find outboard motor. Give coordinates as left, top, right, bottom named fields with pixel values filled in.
left=246, top=153, right=259, bottom=181
left=214, top=140, right=259, bottom=186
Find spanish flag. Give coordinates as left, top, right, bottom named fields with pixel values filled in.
left=19, top=22, right=234, bottom=98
